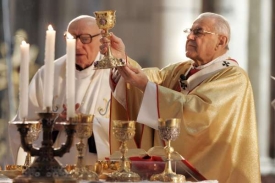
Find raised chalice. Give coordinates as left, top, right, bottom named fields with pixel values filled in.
left=150, top=118, right=186, bottom=183
left=108, top=120, right=140, bottom=182
left=93, top=10, right=126, bottom=69
left=69, top=114, right=99, bottom=181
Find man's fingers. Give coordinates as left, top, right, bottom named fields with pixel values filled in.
left=63, top=104, right=67, bottom=110
left=128, top=64, right=140, bottom=74
left=109, top=32, right=121, bottom=44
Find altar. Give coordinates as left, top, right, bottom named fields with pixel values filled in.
left=0, top=156, right=218, bottom=183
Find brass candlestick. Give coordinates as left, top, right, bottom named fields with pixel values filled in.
left=69, top=114, right=99, bottom=181
left=150, top=118, right=186, bottom=183
left=10, top=108, right=78, bottom=183
left=93, top=10, right=126, bottom=69
left=107, top=120, right=140, bottom=182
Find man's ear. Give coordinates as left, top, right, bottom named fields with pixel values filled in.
left=219, top=35, right=228, bottom=48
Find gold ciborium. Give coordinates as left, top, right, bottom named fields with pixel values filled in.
left=108, top=120, right=140, bottom=182
left=150, top=118, right=186, bottom=183
left=24, top=122, right=42, bottom=167
left=70, top=114, right=98, bottom=181
left=93, top=10, right=126, bottom=69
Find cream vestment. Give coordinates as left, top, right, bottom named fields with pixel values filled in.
left=9, top=54, right=111, bottom=166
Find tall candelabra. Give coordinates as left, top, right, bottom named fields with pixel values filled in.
left=10, top=108, right=78, bottom=183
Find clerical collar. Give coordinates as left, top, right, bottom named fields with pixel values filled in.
left=194, top=52, right=229, bottom=70
left=75, top=52, right=101, bottom=71
left=75, top=53, right=101, bottom=79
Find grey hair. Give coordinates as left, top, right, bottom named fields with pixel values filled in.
left=198, top=12, right=231, bottom=50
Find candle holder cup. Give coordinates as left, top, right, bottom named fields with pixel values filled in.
left=9, top=108, right=78, bottom=183
left=93, top=10, right=126, bottom=69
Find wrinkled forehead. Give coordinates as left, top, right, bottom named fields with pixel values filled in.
left=68, top=18, right=100, bottom=34
left=191, top=17, right=215, bottom=30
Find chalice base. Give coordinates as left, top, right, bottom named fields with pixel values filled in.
left=94, top=56, right=126, bottom=69
left=70, top=167, right=98, bottom=181
left=13, top=157, right=77, bottom=183
left=150, top=172, right=186, bottom=183
left=107, top=170, right=140, bottom=182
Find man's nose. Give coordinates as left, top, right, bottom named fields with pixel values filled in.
left=187, top=32, right=196, bottom=40
left=75, top=38, right=83, bottom=49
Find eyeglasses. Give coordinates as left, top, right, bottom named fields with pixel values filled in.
left=64, top=32, right=101, bottom=44
left=183, top=28, right=217, bottom=37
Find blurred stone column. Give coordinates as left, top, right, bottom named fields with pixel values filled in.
left=150, top=0, right=201, bottom=67
left=257, top=0, right=274, bottom=175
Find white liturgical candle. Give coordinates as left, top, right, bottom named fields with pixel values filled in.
left=19, top=40, right=30, bottom=120
left=43, top=24, right=56, bottom=110
left=66, top=33, right=76, bottom=119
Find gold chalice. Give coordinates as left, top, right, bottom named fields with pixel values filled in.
left=93, top=10, right=126, bottom=69
left=108, top=120, right=140, bottom=182
left=24, top=122, right=41, bottom=167
left=150, top=118, right=186, bottom=183
left=70, top=114, right=98, bottom=181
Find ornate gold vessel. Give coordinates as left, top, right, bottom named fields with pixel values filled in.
left=69, top=114, right=99, bottom=181
left=93, top=10, right=126, bottom=69
left=150, top=118, right=186, bottom=183
left=107, top=120, right=140, bottom=182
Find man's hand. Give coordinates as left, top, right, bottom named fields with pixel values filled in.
left=100, top=31, right=126, bottom=60
left=117, top=64, right=148, bottom=92
left=55, top=103, right=81, bottom=130
left=59, top=103, right=81, bottom=119
left=101, top=32, right=148, bottom=91
left=109, top=68, right=121, bottom=92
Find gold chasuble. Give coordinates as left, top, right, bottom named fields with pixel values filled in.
left=110, top=57, right=261, bottom=183
left=109, top=59, right=155, bottom=153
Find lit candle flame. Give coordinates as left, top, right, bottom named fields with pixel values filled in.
left=21, top=40, right=27, bottom=45
left=48, top=24, right=54, bottom=31
left=66, top=32, right=74, bottom=39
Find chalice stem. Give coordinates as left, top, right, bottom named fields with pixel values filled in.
left=24, top=152, right=31, bottom=167
left=104, top=29, right=114, bottom=58
left=120, top=141, right=129, bottom=171
left=76, top=139, right=86, bottom=168
left=164, top=140, right=173, bottom=173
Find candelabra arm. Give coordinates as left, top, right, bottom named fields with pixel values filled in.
left=53, top=124, right=75, bottom=157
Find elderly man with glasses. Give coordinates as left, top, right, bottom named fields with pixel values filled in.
left=103, top=12, right=261, bottom=182
left=9, top=15, right=112, bottom=166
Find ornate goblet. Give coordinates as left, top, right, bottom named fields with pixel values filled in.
left=70, top=114, right=98, bottom=181
left=108, top=120, right=140, bottom=182
left=150, top=118, right=186, bottom=183
left=24, top=122, right=41, bottom=167
left=93, top=10, right=126, bottom=69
